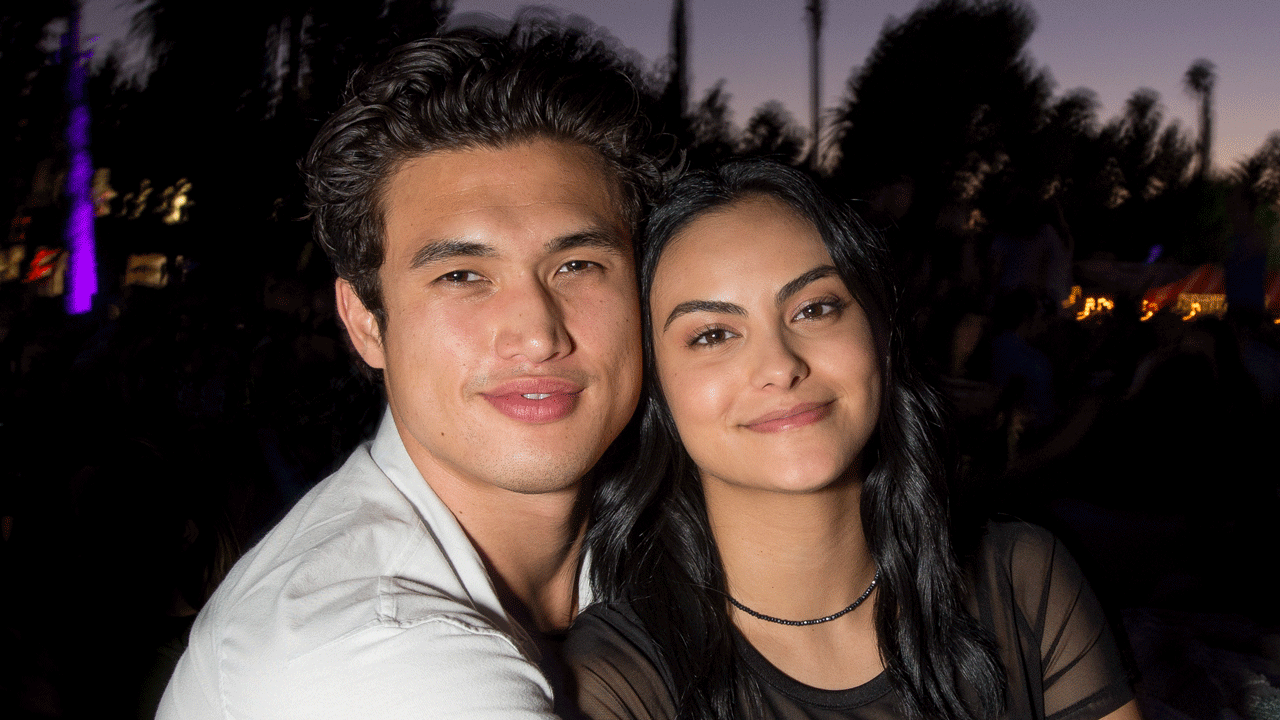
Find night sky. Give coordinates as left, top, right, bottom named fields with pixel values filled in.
left=82, top=0, right=1280, bottom=170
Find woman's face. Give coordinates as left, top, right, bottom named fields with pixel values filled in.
left=649, top=195, right=882, bottom=496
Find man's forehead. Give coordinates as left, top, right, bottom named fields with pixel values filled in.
left=389, top=139, right=621, bottom=202
left=395, top=137, right=624, bottom=202
left=379, top=138, right=632, bottom=264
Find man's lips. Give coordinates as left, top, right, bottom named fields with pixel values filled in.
left=743, top=400, right=834, bottom=433
left=481, top=378, right=584, bottom=424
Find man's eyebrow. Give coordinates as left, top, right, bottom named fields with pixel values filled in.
left=407, top=229, right=627, bottom=270
left=776, top=265, right=839, bottom=306
left=662, top=300, right=746, bottom=331
left=546, top=228, right=630, bottom=255
left=409, top=239, right=496, bottom=269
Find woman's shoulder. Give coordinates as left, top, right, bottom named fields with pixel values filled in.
left=565, top=602, right=679, bottom=720
left=567, top=602, right=659, bottom=660
left=970, top=521, right=1137, bottom=719
left=977, top=517, right=1060, bottom=565
left=970, top=517, right=1119, bottom=657
left=969, top=518, right=1095, bottom=623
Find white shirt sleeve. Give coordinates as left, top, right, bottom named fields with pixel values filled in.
left=157, top=419, right=571, bottom=720
left=267, top=619, right=558, bottom=720
left=159, top=614, right=561, bottom=720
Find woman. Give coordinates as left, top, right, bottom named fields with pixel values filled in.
left=568, top=160, right=1140, bottom=720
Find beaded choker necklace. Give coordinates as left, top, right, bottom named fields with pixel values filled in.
left=728, top=570, right=880, bottom=627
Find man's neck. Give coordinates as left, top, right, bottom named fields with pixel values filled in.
left=423, top=464, right=588, bottom=634
left=466, top=490, right=588, bottom=634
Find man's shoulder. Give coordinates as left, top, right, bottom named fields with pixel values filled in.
left=205, top=442, right=492, bottom=639
left=160, top=441, right=544, bottom=719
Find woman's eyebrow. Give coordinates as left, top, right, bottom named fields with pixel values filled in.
left=662, top=300, right=745, bottom=331
left=775, top=265, right=838, bottom=306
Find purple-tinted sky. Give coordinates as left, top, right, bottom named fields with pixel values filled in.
left=83, top=0, right=1279, bottom=170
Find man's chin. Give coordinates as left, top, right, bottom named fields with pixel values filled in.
left=474, top=444, right=602, bottom=496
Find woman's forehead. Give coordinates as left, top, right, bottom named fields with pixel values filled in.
left=655, top=198, right=827, bottom=280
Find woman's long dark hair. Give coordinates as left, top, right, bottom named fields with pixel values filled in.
left=587, top=159, right=1005, bottom=720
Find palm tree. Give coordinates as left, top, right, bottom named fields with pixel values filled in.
left=1236, top=132, right=1280, bottom=208
left=132, top=0, right=452, bottom=124
left=660, top=0, right=689, bottom=121
left=1184, top=58, right=1215, bottom=179
left=1, top=0, right=73, bottom=219
left=741, top=100, right=804, bottom=163
left=806, top=0, right=823, bottom=170
left=686, top=81, right=736, bottom=169
left=830, top=0, right=1051, bottom=228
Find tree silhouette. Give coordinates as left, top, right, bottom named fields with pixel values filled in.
left=1032, top=88, right=1100, bottom=191
left=1069, top=88, right=1195, bottom=260
left=124, top=0, right=452, bottom=227
left=126, top=0, right=280, bottom=214
left=658, top=0, right=689, bottom=121
left=2, top=0, right=75, bottom=219
left=806, top=0, right=823, bottom=170
left=1236, top=131, right=1280, bottom=208
left=305, top=1, right=453, bottom=121
left=1102, top=89, right=1193, bottom=203
left=830, top=0, right=1051, bottom=235
left=132, top=0, right=452, bottom=125
left=130, top=0, right=275, bottom=117
left=740, top=100, right=804, bottom=164
left=1184, top=58, right=1215, bottom=180
left=684, top=80, right=736, bottom=169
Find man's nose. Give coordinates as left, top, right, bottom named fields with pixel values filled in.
left=493, top=280, right=571, bottom=363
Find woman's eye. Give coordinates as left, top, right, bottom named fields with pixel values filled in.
left=557, top=260, right=599, bottom=274
left=438, top=270, right=482, bottom=283
left=794, top=299, right=843, bottom=321
left=690, top=327, right=738, bottom=347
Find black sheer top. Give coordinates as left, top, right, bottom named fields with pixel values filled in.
left=565, top=521, right=1133, bottom=720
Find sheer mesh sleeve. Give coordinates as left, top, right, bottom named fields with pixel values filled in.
left=973, top=521, right=1134, bottom=720
left=564, top=604, right=677, bottom=720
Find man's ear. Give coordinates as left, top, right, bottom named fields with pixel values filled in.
left=335, top=278, right=387, bottom=370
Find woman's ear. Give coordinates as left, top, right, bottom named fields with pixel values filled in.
left=335, top=278, right=387, bottom=370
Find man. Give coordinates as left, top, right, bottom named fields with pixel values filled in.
left=158, top=26, right=657, bottom=719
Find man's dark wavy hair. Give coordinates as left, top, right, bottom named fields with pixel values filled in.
left=302, top=24, right=660, bottom=329
left=587, top=159, right=1006, bottom=720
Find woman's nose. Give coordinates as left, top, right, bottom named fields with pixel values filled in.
left=749, top=331, right=808, bottom=390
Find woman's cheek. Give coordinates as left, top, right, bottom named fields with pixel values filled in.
left=668, top=364, right=734, bottom=456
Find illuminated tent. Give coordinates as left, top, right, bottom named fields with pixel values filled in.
left=1142, top=263, right=1280, bottom=317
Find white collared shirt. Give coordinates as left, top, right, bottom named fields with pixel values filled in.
left=158, top=409, right=587, bottom=719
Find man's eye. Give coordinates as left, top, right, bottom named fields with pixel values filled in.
left=557, top=260, right=599, bottom=274
left=438, top=270, right=482, bottom=283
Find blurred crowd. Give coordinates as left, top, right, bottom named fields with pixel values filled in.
left=2, top=164, right=1279, bottom=720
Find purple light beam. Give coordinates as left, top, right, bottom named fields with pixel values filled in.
left=64, top=3, right=97, bottom=315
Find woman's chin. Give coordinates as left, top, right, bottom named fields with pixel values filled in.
left=701, top=463, right=861, bottom=498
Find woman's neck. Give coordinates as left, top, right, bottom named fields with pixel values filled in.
left=704, top=479, right=876, bottom=623
left=704, top=478, right=885, bottom=690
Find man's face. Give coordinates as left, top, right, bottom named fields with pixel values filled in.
left=337, top=138, right=641, bottom=498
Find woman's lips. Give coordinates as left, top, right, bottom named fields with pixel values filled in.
left=743, top=400, right=833, bottom=433
left=482, top=378, right=584, bottom=423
